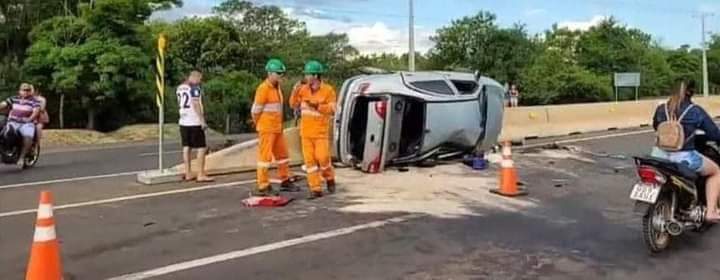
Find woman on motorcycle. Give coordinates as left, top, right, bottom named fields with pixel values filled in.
left=653, top=79, right=720, bottom=222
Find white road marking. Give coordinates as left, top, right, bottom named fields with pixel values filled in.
left=521, top=129, right=653, bottom=150
left=139, top=150, right=182, bottom=157
left=0, top=180, right=255, bottom=218
left=106, top=213, right=424, bottom=280
left=0, top=171, right=142, bottom=191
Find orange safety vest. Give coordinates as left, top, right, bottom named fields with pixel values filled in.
left=290, top=82, right=336, bottom=138
left=252, top=80, right=284, bottom=133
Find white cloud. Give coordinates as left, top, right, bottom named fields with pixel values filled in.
left=524, top=8, right=546, bottom=16
left=285, top=7, right=434, bottom=55
left=153, top=3, right=434, bottom=55
left=558, top=15, right=608, bottom=31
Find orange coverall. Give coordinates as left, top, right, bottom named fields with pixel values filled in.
left=252, top=80, right=291, bottom=191
left=289, top=82, right=336, bottom=192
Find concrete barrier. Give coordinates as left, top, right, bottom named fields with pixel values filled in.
left=137, top=127, right=304, bottom=185
left=499, top=107, right=549, bottom=141
left=500, top=96, right=720, bottom=142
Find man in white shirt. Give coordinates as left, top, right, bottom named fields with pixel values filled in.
left=177, top=70, right=213, bottom=182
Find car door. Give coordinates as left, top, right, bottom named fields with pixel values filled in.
left=334, top=76, right=365, bottom=162
left=361, top=96, right=392, bottom=173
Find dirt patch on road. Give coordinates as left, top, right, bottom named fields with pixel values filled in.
left=335, top=163, right=536, bottom=218
left=44, top=124, right=223, bottom=147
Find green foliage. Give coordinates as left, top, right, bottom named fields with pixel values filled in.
left=5, top=0, right=720, bottom=133
left=203, top=71, right=259, bottom=133
left=429, top=11, right=538, bottom=82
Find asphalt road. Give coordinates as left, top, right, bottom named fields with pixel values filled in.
left=0, top=135, right=254, bottom=187
left=2, top=129, right=720, bottom=279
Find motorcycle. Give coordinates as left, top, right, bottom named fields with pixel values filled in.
left=631, top=131, right=719, bottom=253
left=0, top=115, right=40, bottom=169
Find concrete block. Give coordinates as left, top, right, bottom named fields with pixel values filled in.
left=136, top=169, right=183, bottom=185
left=137, top=127, right=305, bottom=185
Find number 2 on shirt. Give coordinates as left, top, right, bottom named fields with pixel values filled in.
left=178, top=92, right=191, bottom=109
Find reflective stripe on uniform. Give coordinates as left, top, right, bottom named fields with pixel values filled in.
left=251, top=104, right=264, bottom=114
left=262, top=103, right=282, bottom=112
left=276, top=158, right=290, bottom=164
left=257, top=161, right=271, bottom=168
left=252, top=103, right=282, bottom=114
left=320, top=165, right=332, bottom=170
left=301, top=110, right=322, bottom=117
left=305, top=166, right=319, bottom=173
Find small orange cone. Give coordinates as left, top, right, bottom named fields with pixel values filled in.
left=490, top=141, right=528, bottom=197
left=26, top=191, right=63, bottom=280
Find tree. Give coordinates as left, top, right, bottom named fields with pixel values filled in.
left=521, top=50, right=612, bottom=105
left=428, top=11, right=538, bottom=82
left=22, top=0, right=179, bottom=130
left=575, top=18, right=651, bottom=74
left=203, top=71, right=258, bottom=133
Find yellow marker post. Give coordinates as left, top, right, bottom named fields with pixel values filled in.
left=156, top=33, right=167, bottom=172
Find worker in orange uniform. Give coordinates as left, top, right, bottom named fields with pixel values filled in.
left=251, top=58, right=299, bottom=196
left=290, top=60, right=336, bottom=199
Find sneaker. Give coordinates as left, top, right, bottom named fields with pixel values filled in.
left=307, top=191, right=324, bottom=200
left=326, top=180, right=336, bottom=194
left=280, top=180, right=301, bottom=192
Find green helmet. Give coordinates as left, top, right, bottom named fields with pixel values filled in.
left=303, top=60, right=325, bottom=74
left=265, top=59, right=286, bottom=73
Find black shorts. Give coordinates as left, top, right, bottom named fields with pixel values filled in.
left=180, top=125, right=206, bottom=148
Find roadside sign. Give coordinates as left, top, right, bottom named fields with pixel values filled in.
left=613, top=72, right=641, bottom=102
left=614, top=72, right=641, bottom=87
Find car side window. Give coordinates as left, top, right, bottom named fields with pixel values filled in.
left=451, top=80, right=479, bottom=95
left=410, top=80, right=454, bottom=95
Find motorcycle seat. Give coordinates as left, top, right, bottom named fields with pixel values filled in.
left=635, top=156, right=699, bottom=181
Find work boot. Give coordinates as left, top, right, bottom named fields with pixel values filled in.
left=307, top=190, right=324, bottom=200
left=251, top=187, right=278, bottom=197
left=280, top=180, right=301, bottom=192
left=326, top=180, right=336, bottom=194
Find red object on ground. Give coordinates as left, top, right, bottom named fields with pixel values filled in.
left=242, top=196, right=293, bottom=207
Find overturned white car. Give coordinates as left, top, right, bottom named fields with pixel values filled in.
left=333, top=71, right=505, bottom=173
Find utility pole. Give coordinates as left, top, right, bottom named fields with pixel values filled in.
left=408, top=0, right=415, bottom=72
left=697, top=12, right=714, bottom=97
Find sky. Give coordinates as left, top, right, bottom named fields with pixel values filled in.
left=153, top=0, right=720, bottom=55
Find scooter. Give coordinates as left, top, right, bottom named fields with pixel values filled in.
left=0, top=115, right=40, bottom=169
left=631, top=131, right=718, bottom=253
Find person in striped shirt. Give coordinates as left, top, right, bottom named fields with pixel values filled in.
left=0, top=83, right=41, bottom=168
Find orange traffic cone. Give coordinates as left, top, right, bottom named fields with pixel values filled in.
left=490, top=141, right=528, bottom=197
left=26, top=191, right=63, bottom=280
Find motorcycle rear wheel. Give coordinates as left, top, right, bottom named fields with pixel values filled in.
left=643, top=195, right=672, bottom=253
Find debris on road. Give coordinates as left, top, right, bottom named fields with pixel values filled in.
left=563, top=145, right=627, bottom=160
left=242, top=196, right=294, bottom=207
left=520, top=148, right=596, bottom=164
left=335, top=164, right=536, bottom=218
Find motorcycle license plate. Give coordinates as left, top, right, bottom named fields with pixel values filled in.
left=630, top=183, right=661, bottom=203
